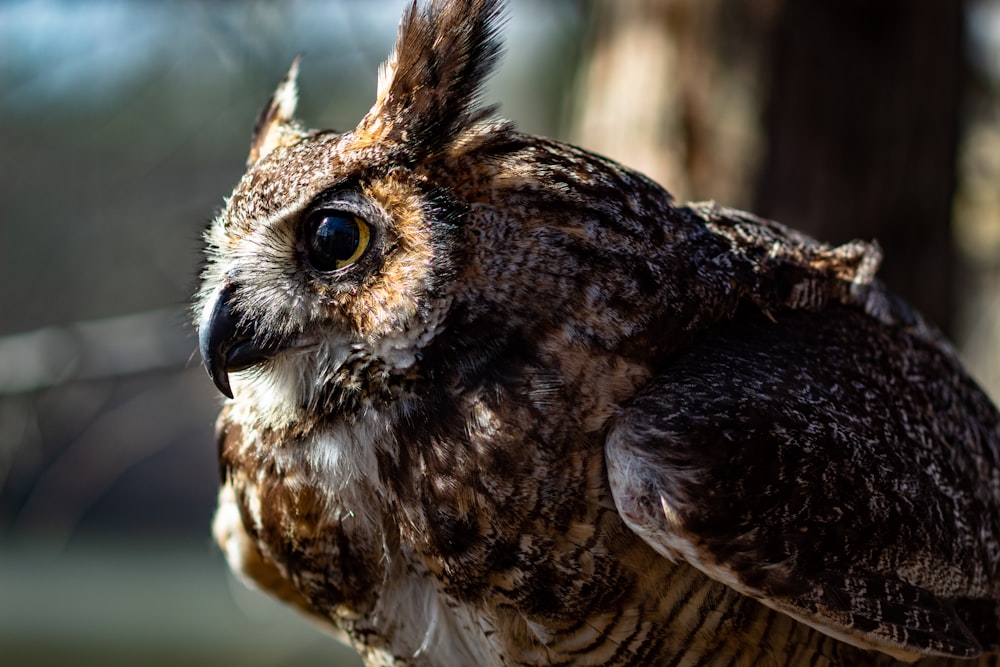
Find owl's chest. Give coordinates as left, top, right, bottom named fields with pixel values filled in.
left=222, top=396, right=655, bottom=660
left=217, top=413, right=499, bottom=663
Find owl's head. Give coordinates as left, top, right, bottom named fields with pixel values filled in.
left=197, top=0, right=681, bottom=425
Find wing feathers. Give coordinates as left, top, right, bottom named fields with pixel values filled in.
left=607, top=304, right=1000, bottom=658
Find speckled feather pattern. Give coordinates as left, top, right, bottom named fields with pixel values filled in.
left=196, top=0, right=1000, bottom=665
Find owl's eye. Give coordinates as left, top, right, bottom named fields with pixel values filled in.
left=304, top=210, right=371, bottom=272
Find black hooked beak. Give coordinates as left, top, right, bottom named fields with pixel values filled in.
left=198, top=283, right=281, bottom=398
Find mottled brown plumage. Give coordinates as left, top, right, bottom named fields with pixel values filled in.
left=195, top=1, right=1000, bottom=665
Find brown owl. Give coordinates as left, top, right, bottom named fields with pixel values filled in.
left=195, top=1, right=1000, bottom=665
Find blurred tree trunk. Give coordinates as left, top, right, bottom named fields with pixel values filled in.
left=755, top=0, right=965, bottom=334
left=570, top=0, right=965, bottom=334
left=570, top=0, right=780, bottom=207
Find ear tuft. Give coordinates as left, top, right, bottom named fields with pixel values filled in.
left=360, top=0, right=506, bottom=161
left=248, top=55, right=306, bottom=166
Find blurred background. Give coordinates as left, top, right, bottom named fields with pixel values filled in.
left=1, top=0, right=998, bottom=665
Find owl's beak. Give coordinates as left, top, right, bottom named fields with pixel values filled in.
left=198, top=284, right=280, bottom=398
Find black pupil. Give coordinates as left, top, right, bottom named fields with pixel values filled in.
left=308, top=212, right=359, bottom=271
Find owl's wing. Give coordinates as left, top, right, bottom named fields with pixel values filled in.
left=606, top=303, right=1000, bottom=661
